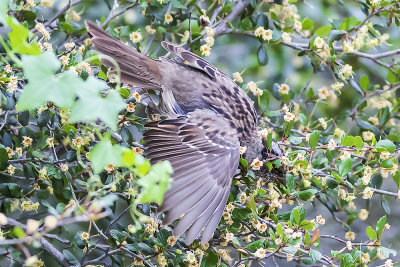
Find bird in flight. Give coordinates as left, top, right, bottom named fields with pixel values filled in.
left=86, top=20, right=284, bottom=245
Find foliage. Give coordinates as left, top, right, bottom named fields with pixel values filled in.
left=0, top=0, right=399, bottom=266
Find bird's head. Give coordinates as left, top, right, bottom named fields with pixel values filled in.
left=244, top=137, right=287, bottom=181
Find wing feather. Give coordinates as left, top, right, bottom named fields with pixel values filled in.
left=143, top=109, right=239, bottom=245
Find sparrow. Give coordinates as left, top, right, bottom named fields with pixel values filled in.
left=86, top=20, right=284, bottom=245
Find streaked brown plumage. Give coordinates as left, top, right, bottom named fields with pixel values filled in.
left=86, top=21, right=284, bottom=245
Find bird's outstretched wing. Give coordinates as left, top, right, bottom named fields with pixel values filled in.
left=143, top=109, right=240, bottom=245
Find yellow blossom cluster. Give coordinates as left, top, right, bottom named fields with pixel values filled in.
left=129, top=31, right=142, bottom=44
left=313, top=36, right=331, bottom=60
left=21, top=200, right=40, bottom=211
left=35, top=23, right=51, bottom=41
left=25, top=255, right=44, bottom=267
left=269, top=2, right=301, bottom=33
left=232, top=72, right=243, bottom=83
left=247, top=81, right=263, bottom=96
left=254, top=26, right=273, bottom=41
left=144, top=217, right=158, bottom=236
left=341, top=24, right=388, bottom=55
left=7, top=75, right=18, bottom=93
left=200, top=27, right=215, bottom=57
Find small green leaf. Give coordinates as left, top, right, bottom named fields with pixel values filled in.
left=201, top=250, right=219, bottom=267
left=0, top=2, right=8, bottom=25
left=315, top=25, right=332, bottom=37
left=255, top=13, right=269, bottom=28
left=257, top=44, right=268, bottom=66
left=89, top=140, right=135, bottom=173
left=366, top=226, right=377, bottom=240
left=326, top=177, right=339, bottom=189
left=239, top=17, right=253, bottom=31
left=138, top=161, right=173, bottom=205
left=260, top=90, right=269, bottom=112
left=292, top=208, right=300, bottom=224
left=376, top=140, right=396, bottom=153
left=245, top=239, right=264, bottom=251
left=387, top=69, right=400, bottom=84
left=378, top=247, right=397, bottom=258
left=338, top=16, right=361, bottom=31
left=8, top=17, right=41, bottom=55
left=341, top=135, right=363, bottom=150
left=0, top=147, right=8, bottom=169
left=375, top=215, right=386, bottom=238
left=309, top=249, right=322, bottom=263
left=309, top=130, right=320, bottom=149
left=286, top=174, right=295, bottom=191
left=339, top=158, right=353, bottom=177
left=393, top=171, right=400, bottom=188
left=359, top=76, right=369, bottom=91
left=63, top=250, right=80, bottom=265
left=302, top=19, right=314, bottom=31
left=295, top=189, right=318, bottom=201
left=289, top=136, right=302, bottom=145
left=276, top=223, right=283, bottom=235
left=17, top=52, right=78, bottom=110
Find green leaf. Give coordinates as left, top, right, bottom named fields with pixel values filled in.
left=387, top=69, right=400, bottom=84
left=239, top=17, right=253, bottom=31
left=393, top=171, right=400, bottom=188
left=355, top=118, right=379, bottom=134
left=0, top=2, right=8, bottom=25
left=260, top=90, right=269, bottom=112
left=286, top=174, right=296, bottom=191
left=290, top=206, right=306, bottom=224
left=289, top=136, right=302, bottom=145
left=338, top=16, right=361, bottom=31
left=366, top=226, right=377, bottom=240
left=341, top=135, right=363, bottom=150
left=245, top=239, right=264, bottom=251
left=0, top=147, right=8, bottom=169
left=326, top=177, right=339, bottom=189
left=8, top=183, right=22, bottom=197
left=89, top=140, right=135, bottom=173
left=339, top=158, right=353, bottom=177
left=17, top=52, right=79, bottom=110
left=381, top=159, right=393, bottom=168
left=8, top=17, right=40, bottom=55
left=295, top=189, right=318, bottom=201
left=257, top=44, right=268, bottom=66
left=375, top=215, right=386, bottom=238
left=232, top=208, right=251, bottom=221
left=381, top=197, right=391, bottom=214
left=359, top=76, right=369, bottom=91
left=292, top=208, right=300, bottom=224
left=110, top=229, right=127, bottom=242
left=378, top=247, right=397, bottom=258
left=276, top=223, right=283, bottom=235
left=309, top=130, right=320, bottom=149
left=376, top=140, right=396, bottom=153
left=63, top=250, right=80, bottom=266
left=201, top=250, right=219, bottom=267
left=69, top=77, right=125, bottom=131
left=315, top=25, right=332, bottom=37
left=266, top=132, right=272, bottom=151
left=309, top=249, right=322, bottom=263
left=302, top=19, right=314, bottom=31
left=171, top=0, right=187, bottom=9
left=255, top=13, right=269, bottom=28
left=138, top=161, right=173, bottom=205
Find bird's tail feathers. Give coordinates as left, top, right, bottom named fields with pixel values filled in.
left=85, top=20, right=162, bottom=89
